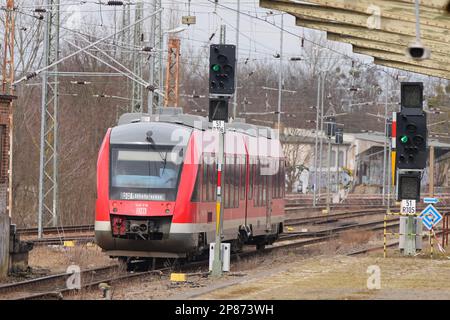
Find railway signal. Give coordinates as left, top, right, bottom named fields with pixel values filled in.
left=394, top=82, right=428, bottom=256
left=209, top=44, right=236, bottom=96
left=395, top=82, right=427, bottom=203
left=208, top=41, right=237, bottom=278
left=395, top=112, right=427, bottom=170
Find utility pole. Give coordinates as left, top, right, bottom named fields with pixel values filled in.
left=121, top=3, right=131, bottom=112
left=131, top=0, right=144, bottom=112
left=277, top=14, right=284, bottom=131
left=148, top=0, right=163, bottom=114
left=313, top=75, right=321, bottom=207
left=233, top=0, right=240, bottom=119
left=318, top=74, right=325, bottom=201
left=1, top=0, right=15, bottom=220
left=38, top=0, right=60, bottom=238
left=164, top=37, right=181, bottom=107
left=382, top=75, right=389, bottom=205
left=326, top=136, right=332, bottom=215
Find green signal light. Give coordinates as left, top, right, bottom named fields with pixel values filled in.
left=212, top=64, right=221, bottom=72
left=400, top=136, right=408, bottom=144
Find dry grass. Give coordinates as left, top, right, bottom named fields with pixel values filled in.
left=340, top=230, right=374, bottom=245
left=29, top=244, right=114, bottom=274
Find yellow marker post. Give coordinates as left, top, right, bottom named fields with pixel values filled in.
left=391, top=151, right=396, bottom=185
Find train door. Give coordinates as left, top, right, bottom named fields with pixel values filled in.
left=265, top=160, right=273, bottom=232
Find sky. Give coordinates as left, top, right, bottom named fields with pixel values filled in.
left=34, top=0, right=367, bottom=65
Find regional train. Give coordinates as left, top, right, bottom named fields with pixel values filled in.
left=95, top=108, right=285, bottom=261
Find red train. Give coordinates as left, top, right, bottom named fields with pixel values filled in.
left=95, top=109, right=285, bottom=261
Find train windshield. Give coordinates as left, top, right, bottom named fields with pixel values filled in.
left=110, top=145, right=184, bottom=201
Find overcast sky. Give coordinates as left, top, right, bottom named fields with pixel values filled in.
left=53, top=0, right=365, bottom=64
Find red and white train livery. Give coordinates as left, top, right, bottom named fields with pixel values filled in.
left=95, top=109, right=285, bottom=259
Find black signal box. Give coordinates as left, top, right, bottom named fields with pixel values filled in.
left=396, top=112, right=427, bottom=170
left=209, top=44, right=236, bottom=95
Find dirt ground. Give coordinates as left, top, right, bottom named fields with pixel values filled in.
left=188, top=254, right=450, bottom=300
left=28, top=244, right=114, bottom=274
left=65, top=231, right=450, bottom=300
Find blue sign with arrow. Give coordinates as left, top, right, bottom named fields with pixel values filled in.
left=424, top=198, right=439, bottom=204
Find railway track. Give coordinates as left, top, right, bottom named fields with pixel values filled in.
left=1, top=213, right=406, bottom=300
left=17, top=225, right=94, bottom=236
left=23, top=205, right=450, bottom=245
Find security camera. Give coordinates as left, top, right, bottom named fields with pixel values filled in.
left=407, top=41, right=431, bottom=60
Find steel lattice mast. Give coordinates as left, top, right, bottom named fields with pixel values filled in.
left=148, top=0, right=163, bottom=113
left=38, top=0, right=60, bottom=237
left=131, top=0, right=144, bottom=112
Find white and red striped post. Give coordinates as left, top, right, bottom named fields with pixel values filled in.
left=212, top=122, right=225, bottom=277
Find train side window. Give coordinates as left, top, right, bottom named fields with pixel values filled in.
left=271, top=159, right=276, bottom=199
left=224, top=156, right=229, bottom=208
left=234, top=155, right=239, bottom=208
left=202, top=156, right=208, bottom=202
left=281, top=160, right=286, bottom=198
left=240, top=156, right=246, bottom=201
left=248, top=159, right=253, bottom=201
left=230, top=155, right=235, bottom=208
left=259, top=160, right=263, bottom=207
left=262, top=171, right=267, bottom=205
left=253, top=160, right=258, bottom=206
left=276, top=159, right=281, bottom=199
left=191, top=163, right=201, bottom=202
left=212, top=156, right=217, bottom=201
left=255, top=159, right=261, bottom=207
left=281, top=159, right=284, bottom=198
left=209, top=158, right=215, bottom=202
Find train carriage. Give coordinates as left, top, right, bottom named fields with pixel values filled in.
left=95, top=108, right=285, bottom=260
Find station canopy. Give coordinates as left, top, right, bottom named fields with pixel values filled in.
left=259, top=0, right=450, bottom=79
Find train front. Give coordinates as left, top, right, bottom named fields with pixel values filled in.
left=95, top=120, right=197, bottom=259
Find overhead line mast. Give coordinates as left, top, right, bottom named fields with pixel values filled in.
left=38, top=0, right=60, bottom=238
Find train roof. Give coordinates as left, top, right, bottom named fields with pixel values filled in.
left=117, top=108, right=278, bottom=140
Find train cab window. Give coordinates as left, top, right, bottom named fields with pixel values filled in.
left=110, top=145, right=184, bottom=201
